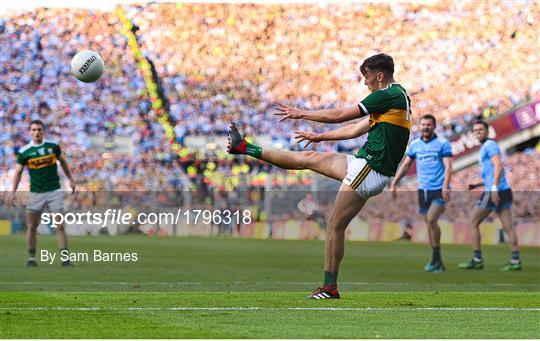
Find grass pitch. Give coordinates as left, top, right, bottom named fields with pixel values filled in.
left=1, top=235, right=539, bottom=338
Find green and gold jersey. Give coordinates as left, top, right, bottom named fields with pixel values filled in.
left=16, top=140, right=62, bottom=193
left=356, top=83, right=411, bottom=176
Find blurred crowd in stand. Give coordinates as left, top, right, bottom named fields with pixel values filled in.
left=1, top=3, right=538, bottom=223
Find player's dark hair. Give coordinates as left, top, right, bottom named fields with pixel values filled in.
left=360, top=53, right=394, bottom=76
left=420, top=114, right=437, bottom=125
left=30, top=120, right=44, bottom=129
left=474, top=120, right=489, bottom=129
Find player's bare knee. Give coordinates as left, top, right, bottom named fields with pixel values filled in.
left=426, top=218, right=438, bottom=229
left=328, top=215, right=351, bottom=233
left=327, top=225, right=346, bottom=237
left=501, top=224, right=514, bottom=235
left=470, top=218, right=481, bottom=229
left=327, top=218, right=344, bottom=233
left=26, top=223, right=38, bottom=232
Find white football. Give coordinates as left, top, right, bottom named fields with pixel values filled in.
left=71, top=50, right=105, bottom=83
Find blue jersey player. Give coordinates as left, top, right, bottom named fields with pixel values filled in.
left=459, top=120, right=521, bottom=271
left=391, top=114, right=452, bottom=273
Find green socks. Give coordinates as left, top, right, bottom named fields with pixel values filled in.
left=245, top=141, right=262, bottom=159
left=324, top=271, right=338, bottom=287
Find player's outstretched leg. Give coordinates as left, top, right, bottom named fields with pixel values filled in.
left=227, top=122, right=347, bottom=181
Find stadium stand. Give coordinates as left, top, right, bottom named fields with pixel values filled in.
left=1, top=9, right=173, bottom=191
left=1, top=4, right=538, bottom=229
left=128, top=2, right=539, bottom=138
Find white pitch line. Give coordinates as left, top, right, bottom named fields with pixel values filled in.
left=1, top=281, right=533, bottom=287
left=0, top=307, right=538, bottom=311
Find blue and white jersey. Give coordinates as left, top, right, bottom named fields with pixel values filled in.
left=479, top=139, right=510, bottom=190
left=407, top=135, right=452, bottom=190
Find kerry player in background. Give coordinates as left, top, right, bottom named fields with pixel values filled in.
left=459, top=120, right=521, bottom=271
left=228, top=54, right=411, bottom=299
left=10, top=120, right=76, bottom=267
left=390, top=114, right=452, bottom=273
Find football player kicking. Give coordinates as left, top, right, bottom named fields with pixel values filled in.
left=228, top=54, right=411, bottom=299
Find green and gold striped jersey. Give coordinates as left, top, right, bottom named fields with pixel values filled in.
left=356, top=83, right=411, bottom=176
left=16, top=140, right=62, bottom=193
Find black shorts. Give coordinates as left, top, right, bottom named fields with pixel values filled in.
left=476, top=189, right=513, bottom=212
left=418, top=189, right=445, bottom=215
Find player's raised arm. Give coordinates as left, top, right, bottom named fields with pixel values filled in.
left=294, top=117, right=370, bottom=148
left=275, top=103, right=361, bottom=124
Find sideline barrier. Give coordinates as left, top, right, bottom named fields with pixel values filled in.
left=3, top=218, right=538, bottom=246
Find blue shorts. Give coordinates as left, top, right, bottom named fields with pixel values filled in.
left=476, top=189, right=513, bottom=212
left=418, top=189, right=445, bottom=215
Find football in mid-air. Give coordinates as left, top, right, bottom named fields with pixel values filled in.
left=71, top=50, right=104, bottom=83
